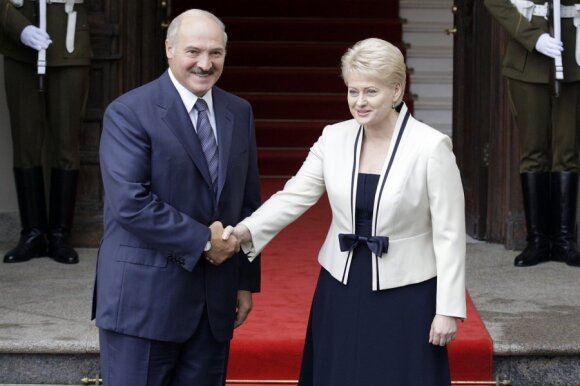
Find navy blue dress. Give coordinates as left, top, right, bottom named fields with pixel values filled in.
left=299, top=173, right=451, bottom=386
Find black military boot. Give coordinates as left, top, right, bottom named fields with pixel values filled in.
left=47, top=168, right=79, bottom=264
left=4, top=167, right=48, bottom=263
left=514, top=172, right=551, bottom=267
left=550, top=172, right=580, bottom=267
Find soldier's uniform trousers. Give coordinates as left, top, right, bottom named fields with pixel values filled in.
left=509, top=79, right=580, bottom=173
left=4, top=57, right=89, bottom=169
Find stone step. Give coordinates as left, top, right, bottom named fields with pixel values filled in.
left=220, top=67, right=413, bottom=94
left=219, top=67, right=345, bottom=93
left=226, top=41, right=406, bottom=67
left=3, top=347, right=580, bottom=385
left=2, top=245, right=580, bottom=386
left=400, top=0, right=454, bottom=23
left=403, top=22, right=454, bottom=47
left=223, top=17, right=403, bottom=43
left=411, top=74, right=453, bottom=99
left=255, top=119, right=328, bottom=148
left=406, top=45, right=453, bottom=75
left=238, top=92, right=414, bottom=121
left=188, top=0, right=400, bottom=18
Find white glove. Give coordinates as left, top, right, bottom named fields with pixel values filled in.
left=20, top=25, right=52, bottom=51
left=535, top=33, right=563, bottom=59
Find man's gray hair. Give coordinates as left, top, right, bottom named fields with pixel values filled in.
left=166, top=9, right=228, bottom=47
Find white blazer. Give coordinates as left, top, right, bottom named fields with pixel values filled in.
left=243, top=104, right=466, bottom=318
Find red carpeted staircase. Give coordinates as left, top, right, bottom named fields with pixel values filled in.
left=202, top=0, right=412, bottom=177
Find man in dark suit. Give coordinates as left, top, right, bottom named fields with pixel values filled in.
left=485, top=0, right=580, bottom=267
left=93, top=9, right=262, bottom=386
left=0, top=0, right=91, bottom=265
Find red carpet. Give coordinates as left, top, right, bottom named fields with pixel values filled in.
left=226, top=179, right=493, bottom=385
left=184, top=0, right=410, bottom=178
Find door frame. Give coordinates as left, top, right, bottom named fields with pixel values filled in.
left=451, top=0, right=525, bottom=249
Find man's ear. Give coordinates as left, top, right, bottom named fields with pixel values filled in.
left=165, top=40, right=174, bottom=59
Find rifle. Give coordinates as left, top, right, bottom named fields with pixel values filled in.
left=548, top=0, right=564, bottom=97
left=37, top=0, right=46, bottom=92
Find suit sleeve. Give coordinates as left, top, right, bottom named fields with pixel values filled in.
left=484, top=0, right=545, bottom=52
left=241, top=125, right=328, bottom=259
left=427, top=136, right=467, bottom=319
left=0, top=0, right=32, bottom=43
left=237, top=106, right=262, bottom=292
left=100, top=99, right=209, bottom=272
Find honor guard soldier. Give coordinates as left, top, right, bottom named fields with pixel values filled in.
left=0, top=0, right=91, bottom=264
left=485, top=0, right=580, bottom=267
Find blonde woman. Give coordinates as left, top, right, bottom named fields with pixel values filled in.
left=223, top=38, right=466, bottom=385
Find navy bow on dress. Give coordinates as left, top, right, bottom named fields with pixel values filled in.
left=338, top=233, right=390, bottom=257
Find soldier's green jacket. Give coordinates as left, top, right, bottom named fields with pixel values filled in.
left=485, top=0, right=580, bottom=83
left=0, top=0, right=91, bottom=66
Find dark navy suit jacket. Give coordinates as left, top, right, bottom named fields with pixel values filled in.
left=93, top=71, right=261, bottom=343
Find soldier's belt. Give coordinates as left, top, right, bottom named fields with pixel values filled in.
left=8, top=0, right=83, bottom=7
left=510, top=0, right=578, bottom=19
left=530, top=3, right=577, bottom=17
left=511, top=0, right=580, bottom=66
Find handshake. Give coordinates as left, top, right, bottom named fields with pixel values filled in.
left=204, top=221, right=252, bottom=265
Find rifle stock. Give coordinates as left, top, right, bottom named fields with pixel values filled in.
left=548, top=0, right=564, bottom=97
left=37, top=0, right=47, bottom=92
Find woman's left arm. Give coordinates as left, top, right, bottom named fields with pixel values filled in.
left=427, top=136, right=467, bottom=320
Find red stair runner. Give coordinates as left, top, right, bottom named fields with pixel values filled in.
left=172, top=0, right=411, bottom=177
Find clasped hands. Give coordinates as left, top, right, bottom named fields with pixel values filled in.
left=204, top=221, right=252, bottom=266
left=204, top=221, right=239, bottom=265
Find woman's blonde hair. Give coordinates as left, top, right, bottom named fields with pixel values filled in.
left=341, top=38, right=407, bottom=104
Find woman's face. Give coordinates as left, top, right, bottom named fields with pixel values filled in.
left=345, top=73, right=400, bottom=129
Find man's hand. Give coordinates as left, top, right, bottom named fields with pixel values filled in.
left=20, top=25, right=52, bottom=51
left=234, top=290, right=252, bottom=328
left=535, top=33, right=563, bottom=59
left=205, top=221, right=240, bottom=265
left=429, top=314, right=458, bottom=346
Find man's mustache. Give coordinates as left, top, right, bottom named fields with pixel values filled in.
left=191, top=67, right=216, bottom=76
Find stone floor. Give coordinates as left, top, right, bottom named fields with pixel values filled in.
left=0, top=241, right=579, bottom=385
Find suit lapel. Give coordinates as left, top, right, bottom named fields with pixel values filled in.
left=212, top=87, right=234, bottom=202
left=157, top=72, right=213, bottom=189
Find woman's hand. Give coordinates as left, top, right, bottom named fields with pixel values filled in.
left=222, top=223, right=252, bottom=244
left=429, top=314, right=457, bottom=346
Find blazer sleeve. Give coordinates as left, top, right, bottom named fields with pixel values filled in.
left=0, top=0, right=32, bottom=43
left=237, top=106, right=262, bottom=292
left=100, top=99, right=210, bottom=271
left=484, top=0, right=545, bottom=52
left=241, top=126, right=329, bottom=259
left=427, top=136, right=467, bottom=319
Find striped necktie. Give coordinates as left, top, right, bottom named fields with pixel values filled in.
left=194, top=98, right=219, bottom=186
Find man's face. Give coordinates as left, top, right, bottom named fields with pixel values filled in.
left=166, top=15, right=226, bottom=97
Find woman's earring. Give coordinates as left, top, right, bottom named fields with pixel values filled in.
left=391, top=102, right=396, bottom=109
